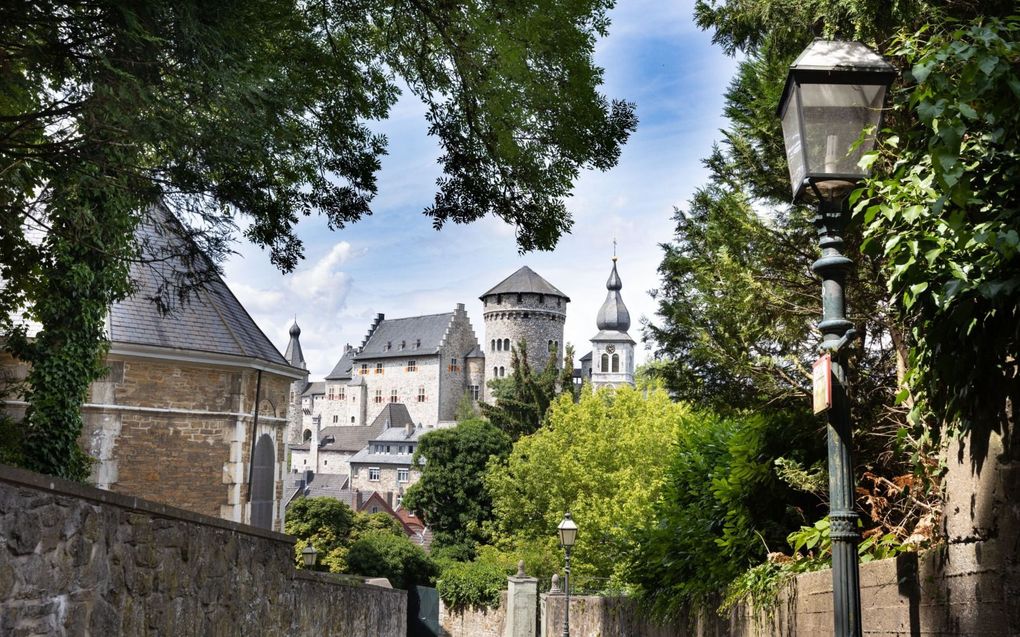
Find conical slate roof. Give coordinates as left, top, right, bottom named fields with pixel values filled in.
left=596, top=259, right=631, bottom=332
left=479, top=266, right=569, bottom=301
left=107, top=207, right=292, bottom=369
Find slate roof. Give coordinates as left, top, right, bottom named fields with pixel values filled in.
left=465, top=345, right=484, bottom=358
left=480, top=266, right=570, bottom=301
left=301, top=382, right=325, bottom=398
left=348, top=449, right=421, bottom=466
left=354, top=313, right=455, bottom=361
left=580, top=351, right=593, bottom=362
left=301, top=473, right=350, bottom=499
left=284, top=322, right=306, bottom=368
left=290, top=404, right=411, bottom=452
left=370, top=404, right=415, bottom=430
left=108, top=210, right=291, bottom=369
left=326, top=346, right=357, bottom=380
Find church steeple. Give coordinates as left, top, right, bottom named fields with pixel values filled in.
left=596, top=257, right=631, bottom=332
left=284, top=320, right=306, bottom=369
left=590, top=254, right=635, bottom=388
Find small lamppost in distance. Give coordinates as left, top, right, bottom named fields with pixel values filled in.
left=557, top=512, right=578, bottom=637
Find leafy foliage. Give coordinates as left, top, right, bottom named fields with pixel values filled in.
left=485, top=385, right=683, bottom=586
left=627, top=409, right=824, bottom=617
left=346, top=530, right=437, bottom=591
left=1, top=0, right=634, bottom=478
left=435, top=547, right=514, bottom=610
left=480, top=342, right=575, bottom=440
left=402, top=418, right=512, bottom=551
left=285, top=497, right=356, bottom=572
left=856, top=16, right=1020, bottom=448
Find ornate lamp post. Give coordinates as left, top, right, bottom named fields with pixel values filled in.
left=557, top=512, right=578, bottom=637
left=777, top=40, right=895, bottom=637
left=301, top=544, right=318, bottom=569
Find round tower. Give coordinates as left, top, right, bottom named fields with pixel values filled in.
left=480, top=266, right=569, bottom=399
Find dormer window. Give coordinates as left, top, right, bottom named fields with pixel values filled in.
left=400, top=340, right=406, bottom=349
left=415, top=338, right=421, bottom=348
left=385, top=341, right=392, bottom=351
left=538, top=294, right=545, bottom=304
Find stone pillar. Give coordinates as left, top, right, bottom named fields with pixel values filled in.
left=504, top=561, right=538, bottom=637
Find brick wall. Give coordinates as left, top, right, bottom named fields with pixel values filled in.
left=0, top=463, right=406, bottom=637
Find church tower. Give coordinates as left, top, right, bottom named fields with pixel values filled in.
left=284, top=320, right=310, bottom=443
left=590, top=256, right=635, bottom=388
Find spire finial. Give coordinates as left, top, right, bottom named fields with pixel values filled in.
left=612, top=237, right=617, bottom=262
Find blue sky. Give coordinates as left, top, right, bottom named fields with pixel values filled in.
left=223, top=1, right=740, bottom=379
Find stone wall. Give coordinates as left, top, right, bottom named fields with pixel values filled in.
left=439, top=591, right=508, bottom=637
left=0, top=463, right=406, bottom=637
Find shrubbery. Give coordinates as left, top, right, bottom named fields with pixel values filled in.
left=346, top=530, right=437, bottom=590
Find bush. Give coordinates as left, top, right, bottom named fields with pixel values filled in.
left=436, top=556, right=509, bottom=610
left=626, top=409, right=824, bottom=617
left=285, top=497, right=355, bottom=571
left=346, top=530, right=437, bottom=590
left=0, top=415, right=25, bottom=467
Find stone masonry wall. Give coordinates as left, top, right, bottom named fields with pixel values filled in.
left=482, top=293, right=566, bottom=402
left=439, top=591, right=507, bottom=637
left=0, top=463, right=406, bottom=637
left=438, top=305, right=481, bottom=424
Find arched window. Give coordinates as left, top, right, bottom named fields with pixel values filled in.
left=493, top=366, right=498, bottom=377
left=503, top=338, right=510, bottom=350
left=499, top=366, right=505, bottom=377
left=302, top=429, right=311, bottom=442
left=516, top=293, right=523, bottom=303
left=491, top=339, right=495, bottom=351
left=600, top=353, right=609, bottom=371
left=548, top=340, right=554, bottom=352
left=496, top=339, right=502, bottom=352
left=611, top=353, right=620, bottom=373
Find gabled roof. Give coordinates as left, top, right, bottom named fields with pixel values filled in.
left=108, top=209, right=292, bottom=370
left=326, top=346, right=356, bottom=380
left=465, top=345, right=484, bottom=359
left=371, top=404, right=415, bottom=430
left=580, top=351, right=593, bottom=362
left=480, top=266, right=569, bottom=301
left=354, top=313, right=455, bottom=360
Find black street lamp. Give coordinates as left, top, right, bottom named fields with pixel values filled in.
left=557, top=512, right=578, bottom=637
left=777, top=40, right=895, bottom=637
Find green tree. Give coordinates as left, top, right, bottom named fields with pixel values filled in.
left=402, top=418, right=512, bottom=553
left=626, top=409, right=824, bottom=616
left=285, top=497, right=356, bottom=572
left=480, top=341, right=575, bottom=440
left=0, top=0, right=636, bottom=479
left=346, top=530, right=438, bottom=590
left=485, top=385, right=683, bottom=586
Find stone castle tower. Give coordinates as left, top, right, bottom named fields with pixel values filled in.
left=590, top=257, right=635, bottom=388
left=480, top=266, right=569, bottom=400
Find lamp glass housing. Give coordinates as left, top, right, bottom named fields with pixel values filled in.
left=557, top=513, right=578, bottom=548
left=777, top=40, right=896, bottom=202
left=301, top=544, right=318, bottom=568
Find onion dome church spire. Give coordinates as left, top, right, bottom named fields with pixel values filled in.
left=284, top=320, right=306, bottom=370
left=590, top=254, right=635, bottom=388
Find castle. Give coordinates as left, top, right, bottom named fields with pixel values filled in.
left=286, top=259, right=636, bottom=497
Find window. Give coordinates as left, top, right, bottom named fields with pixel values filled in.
left=612, top=353, right=620, bottom=373
left=503, top=338, right=510, bottom=350
left=469, top=385, right=480, bottom=401
left=448, top=357, right=460, bottom=372
left=538, top=294, right=545, bottom=304
left=398, top=445, right=405, bottom=454
left=385, top=445, right=391, bottom=453
left=375, top=362, right=384, bottom=375
left=337, top=387, right=345, bottom=401
left=493, top=366, right=498, bottom=377
left=516, top=293, right=523, bottom=303
left=398, top=469, right=409, bottom=483
left=400, top=340, right=406, bottom=350
left=327, top=386, right=334, bottom=400
left=490, top=339, right=495, bottom=351
left=499, top=366, right=505, bottom=378
left=496, top=339, right=502, bottom=352
left=332, top=415, right=338, bottom=423
left=371, top=506, right=379, bottom=513
left=384, top=341, right=391, bottom=351
left=374, top=389, right=383, bottom=404
left=390, top=389, right=398, bottom=403
left=407, top=360, right=417, bottom=372
left=548, top=340, right=555, bottom=352
left=351, top=416, right=355, bottom=424
left=417, top=386, right=427, bottom=402
left=303, top=430, right=312, bottom=442
left=360, top=363, right=368, bottom=375
left=497, top=294, right=502, bottom=304
left=601, top=353, right=609, bottom=371
left=415, top=338, right=421, bottom=348
left=369, top=467, right=380, bottom=481
left=324, top=460, right=328, bottom=466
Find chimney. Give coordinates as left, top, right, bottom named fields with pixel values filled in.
left=405, top=421, right=413, bottom=438
left=456, top=303, right=465, bottom=313
left=355, top=489, right=362, bottom=509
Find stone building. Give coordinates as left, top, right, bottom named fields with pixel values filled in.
left=349, top=420, right=426, bottom=507
left=582, top=257, right=636, bottom=388
left=1, top=215, right=305, bottom=532
left=480, top=266, right=569, bottom=401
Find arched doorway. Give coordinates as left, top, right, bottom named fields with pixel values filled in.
left=250, top=433, right=275, bottom=530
